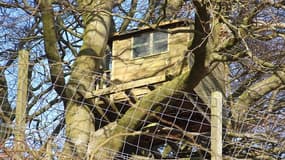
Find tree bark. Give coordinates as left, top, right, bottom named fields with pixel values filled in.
left=232, top=72, right=285, bottom=127
left=63, top=0, right=114, bottom=158
left=39, top=0, right=66, bottom=98
left=0, top=67, right=12, bottom=141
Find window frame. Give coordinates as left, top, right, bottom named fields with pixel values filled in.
left=132, top=31, right=169, bottom=59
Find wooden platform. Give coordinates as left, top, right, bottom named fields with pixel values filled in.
left=84, top=75, right=167, bottom=100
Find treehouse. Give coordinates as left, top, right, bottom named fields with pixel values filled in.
left=87, top=20, right=226, bottom=158
left=110, top=20, right=193, bottom=100
left=87, top=20, right=226, bottom=105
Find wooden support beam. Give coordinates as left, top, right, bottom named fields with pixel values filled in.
left=210, top=91, right=223, bottom=160
left=124, top=89, right=138, bottom=104
left=84, top=75, right=166, bottom=99
left=100, top=97, right=121, bottom=117
left=15, top=50, right=29, bottom=159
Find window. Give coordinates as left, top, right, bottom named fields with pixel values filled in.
left=133, top=31, right=168, bottom=58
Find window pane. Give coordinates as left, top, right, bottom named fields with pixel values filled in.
left=153, top=31, right=168, bottom=42
left=153, top=41, right=168, bottom=53
left=133, top=33, right=150, bottom=58
left=133, top=46, right=150, bottom=58
left=153, top=32, right=168, bottom=53
left=134, top=33, right=150, bottom=45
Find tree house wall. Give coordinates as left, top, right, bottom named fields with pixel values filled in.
left=111, top=26, right=192, bottom=84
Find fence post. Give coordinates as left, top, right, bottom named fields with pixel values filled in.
left=15, top=50, right=29, bottom=159
left=211, top=91, right=223, bottom=160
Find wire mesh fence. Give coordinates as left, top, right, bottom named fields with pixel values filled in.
left=0, top=57, right=285, bottom=160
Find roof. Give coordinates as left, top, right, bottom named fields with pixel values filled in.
left=112, top=19, right=193, bottom=40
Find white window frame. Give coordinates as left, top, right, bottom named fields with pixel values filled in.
left=132, top=31, right=169, bottom=59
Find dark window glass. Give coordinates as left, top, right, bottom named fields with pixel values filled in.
left=133, top=33, right=150, bottom=58
left=153, top=31, right=168, bottom=42
left=133, top=46, right=150, bottom=58
left=153, top=32, right=168, bottom=54
left=134, top=33, right=150, bottom=46
left=133, top=31, right=168, bottom=58
left=153, top=41, right=168, bottom=53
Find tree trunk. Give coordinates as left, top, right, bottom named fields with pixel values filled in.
left=63, top=0, right=113, bottom=158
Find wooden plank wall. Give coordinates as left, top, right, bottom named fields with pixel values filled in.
left=111, top=26, right=192, bottom=84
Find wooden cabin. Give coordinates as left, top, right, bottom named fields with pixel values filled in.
left=88, top=21, right=195, bottom=101
left=86, top=20, right=226, bottom=104
left=85, top=20, right=227, bottom=116
left=111, top=20, right=192, bottom=83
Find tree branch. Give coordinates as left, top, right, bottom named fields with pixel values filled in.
left=232, top=71, right=285, bottom=125
left=39, top=0, right=66, bottom=99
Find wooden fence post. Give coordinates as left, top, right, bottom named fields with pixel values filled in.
left=211, top=91, right=223, bottom=160
left=15, top=50, right=29, bottom=159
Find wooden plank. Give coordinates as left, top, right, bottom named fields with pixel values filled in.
left=211, top=91, right=223, bottom=160
left=112, top=87, right=151, bottom=101
left=111, top=61, right=176, bottom=83
left=15, top=50, right=29, bottom=159
left=85, top=75, right=166, bottom=99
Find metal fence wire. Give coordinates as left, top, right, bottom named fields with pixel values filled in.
left=0, top=58, right=284, bottom=160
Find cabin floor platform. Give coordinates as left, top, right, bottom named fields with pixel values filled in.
left=84, top=75, right=168, bottom=101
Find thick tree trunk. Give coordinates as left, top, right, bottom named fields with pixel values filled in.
left=63, top=0, right=113, bottom=158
